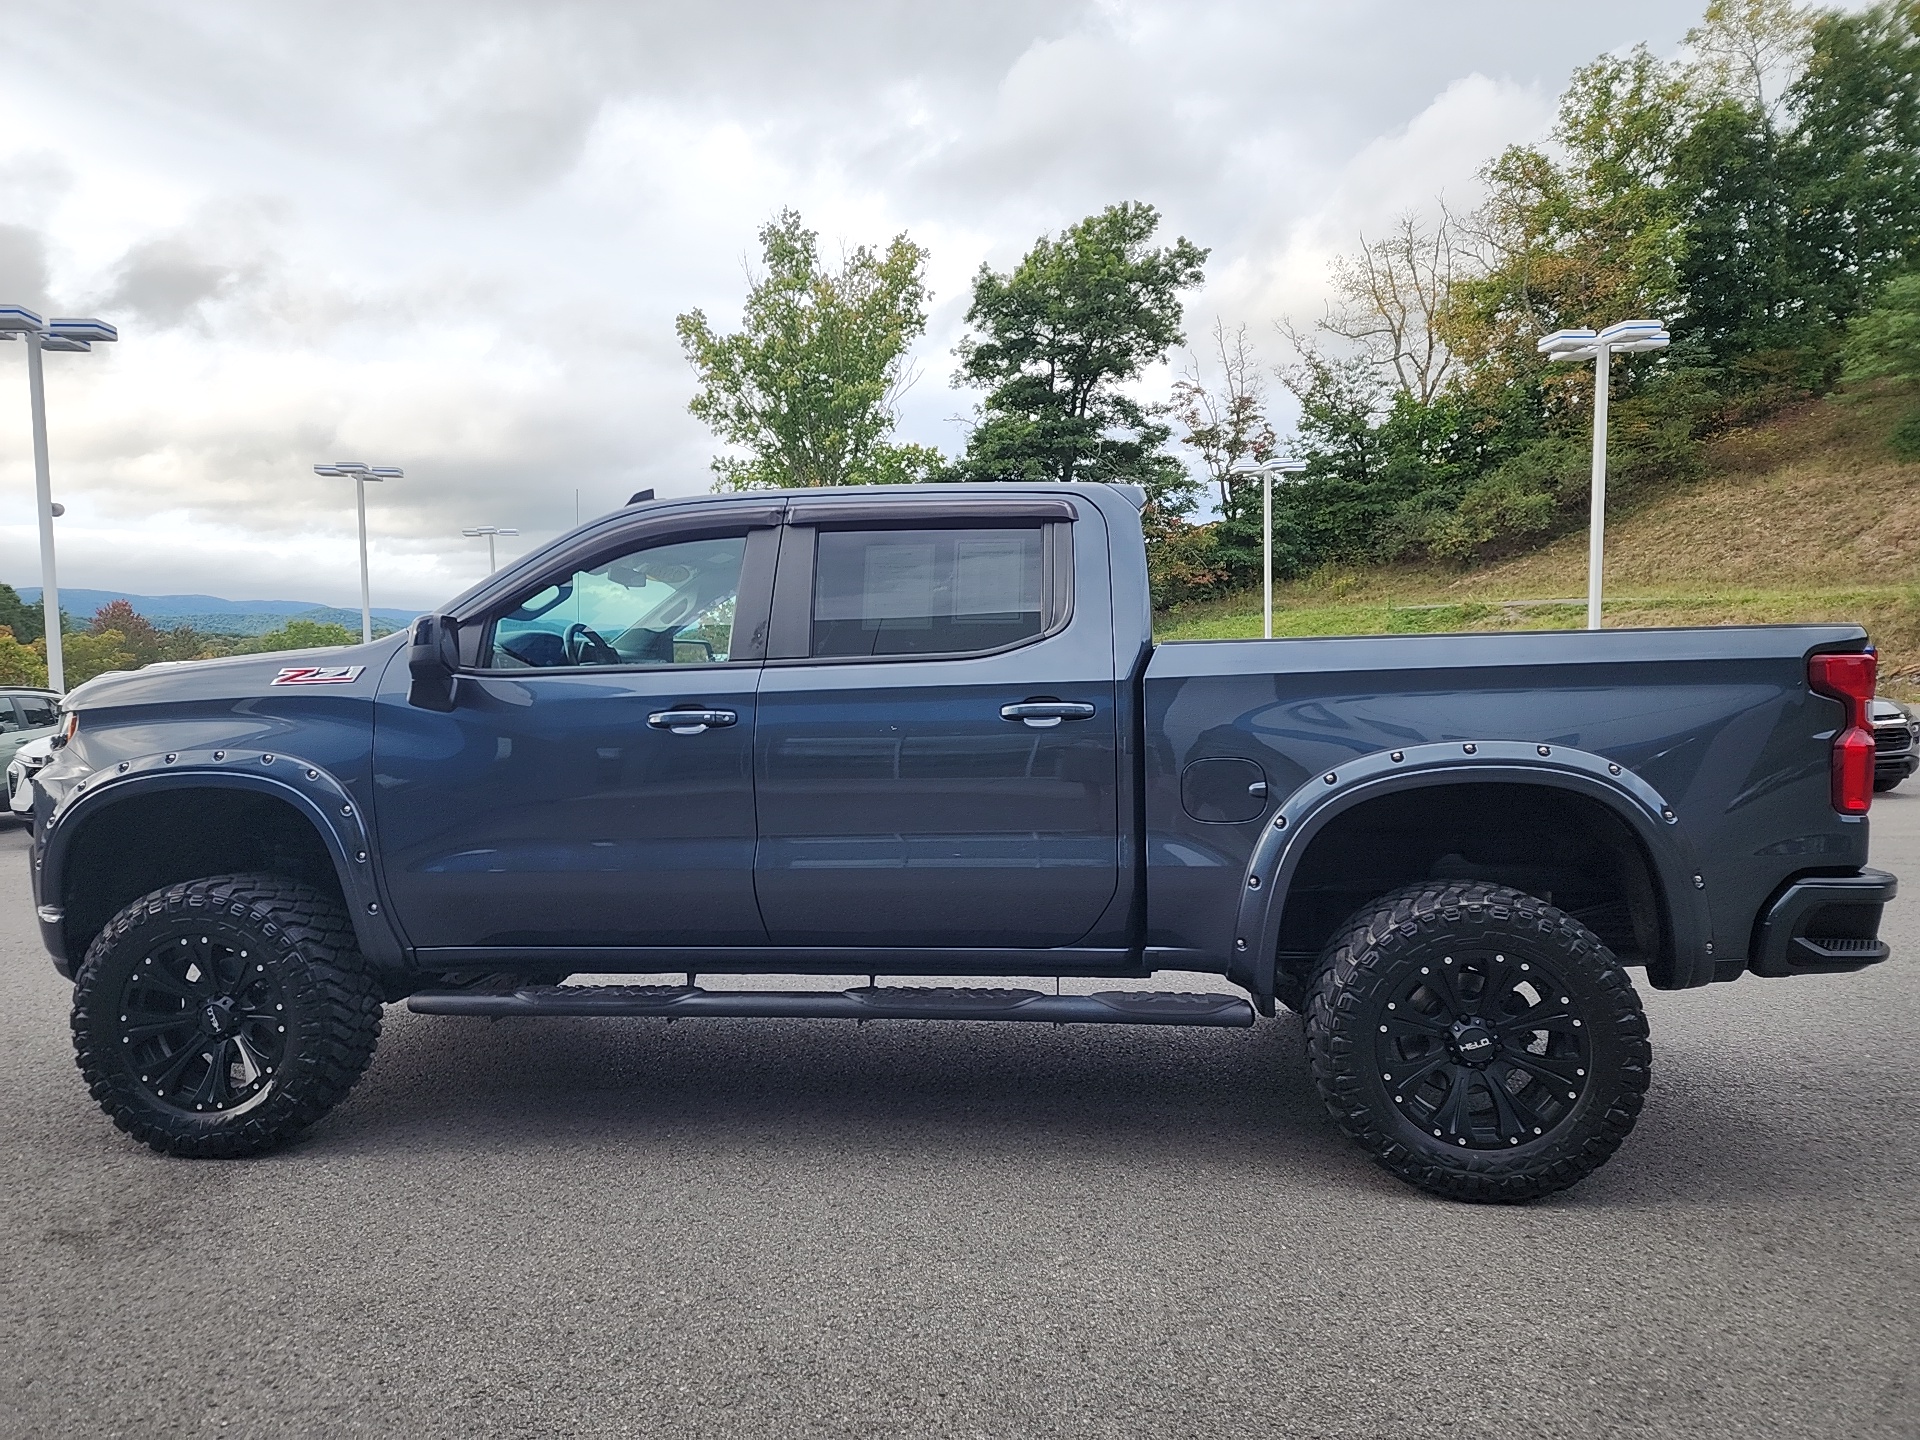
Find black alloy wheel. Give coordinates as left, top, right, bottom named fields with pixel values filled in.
left=116, top=930, right=291, bottom=1115
left=72, top=875, right=382, bottom=1158
left=1306, top=881, right=1650, bottom=1202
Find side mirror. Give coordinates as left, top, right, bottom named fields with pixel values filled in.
left=408, top=614, right=462, bottom=711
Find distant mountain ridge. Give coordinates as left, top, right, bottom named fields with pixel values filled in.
left=14, top=587, right=417, bottom=637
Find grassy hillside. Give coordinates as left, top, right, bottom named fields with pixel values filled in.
left=1157, top=388, right=1920, bottom=695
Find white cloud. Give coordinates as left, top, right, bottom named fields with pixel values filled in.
left=0, top=0, right=1700, bottom=612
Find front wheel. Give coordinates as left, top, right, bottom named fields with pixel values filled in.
left=1305, top=882, right=1650, bottom=1203
left=71, top=875, right=383, bottom=1158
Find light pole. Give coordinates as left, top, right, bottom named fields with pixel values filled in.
left=2, top=307, right=119, bottom=692
left=462, top=526, right=519, bottom=573
left=314, top=461, right=402, bottom=643
left=1230, top=456, right=1309, bottom=639
left=1538, top=320, right=1671, bottom=630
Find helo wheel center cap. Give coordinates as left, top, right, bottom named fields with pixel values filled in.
left=1448, top=1018, right=1499, bottom=1067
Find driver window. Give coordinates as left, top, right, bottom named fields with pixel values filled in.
left=489, top=535, right=745, bottom=669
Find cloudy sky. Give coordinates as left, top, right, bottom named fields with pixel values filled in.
left=0, top=0, right=1707, bottom=611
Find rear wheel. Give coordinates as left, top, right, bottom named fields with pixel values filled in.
left=71, top=875, right=382, bottom=1158
left=1305, top=881, right=1650, bottom=1202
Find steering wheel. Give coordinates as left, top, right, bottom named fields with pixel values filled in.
left=563, top=622, right=620, bottom=666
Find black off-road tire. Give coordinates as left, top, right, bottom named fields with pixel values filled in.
left=71, top=874, right=382, bottom=1158
left=1305, top=881, right=1651, bottom=1203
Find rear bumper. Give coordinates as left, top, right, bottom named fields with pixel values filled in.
left=1749, top=868, right=1897, bottom=978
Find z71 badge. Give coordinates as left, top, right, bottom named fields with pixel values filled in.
left=271, top=666, right=365, bottom=686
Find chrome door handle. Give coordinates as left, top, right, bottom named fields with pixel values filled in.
left=647, top=708, right=737, bottom=734
left=1000, top=701, right=1096, bottom=729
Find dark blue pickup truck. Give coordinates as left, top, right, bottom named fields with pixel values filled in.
left=30, top=484, right=1896, bottom=1200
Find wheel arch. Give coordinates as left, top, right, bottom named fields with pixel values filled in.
left=39, top=761, right=404, bottom=981
left=1231, top=741, right=1713, bottom=1000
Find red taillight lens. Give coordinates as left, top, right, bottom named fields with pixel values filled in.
left=1808, top=650, right=1877, bottom=815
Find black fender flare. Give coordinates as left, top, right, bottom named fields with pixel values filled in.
left=37, top=747, right=405, bottom=973
left=1229, top=739, right=1715, bottom=996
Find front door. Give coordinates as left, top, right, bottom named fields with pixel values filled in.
left=373, top=521, right=775, bottom=952
left=752, top=506, right=1121, bottom=949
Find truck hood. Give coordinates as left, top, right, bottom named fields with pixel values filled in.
left=60, top=631, right=410, bottom=711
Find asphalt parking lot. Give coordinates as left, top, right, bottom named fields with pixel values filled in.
left=1, top=804, right=1915, bottom=1439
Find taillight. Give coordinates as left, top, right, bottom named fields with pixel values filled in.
left=1808, top=651, right=1876, bottom=815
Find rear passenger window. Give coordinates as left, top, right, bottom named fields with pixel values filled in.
left=811, top=527, right=1048, bottom=658
left=15, top=697, right=55, bottom=729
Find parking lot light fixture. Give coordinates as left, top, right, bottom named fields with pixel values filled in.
left=462, top=526, right=520, bottom=574
left=3, top=308, right=120, bottom=692
left=314, top=462, right=403, bottom=643
left=1230, top=456, right=1310, bottom=639
left=1538, top=320, right=1671, bottom=630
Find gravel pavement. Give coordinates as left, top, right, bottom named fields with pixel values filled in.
left=2, top=801, right=1915, bottom=1438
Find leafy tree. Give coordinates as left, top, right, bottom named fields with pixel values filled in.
left=1786, top=1, right=1920, bottom=327
left=1451, top=46, right=1689, bottom=402
left=0, top=625, right=47, bottom=686
left=0, top=584, right=43, bottom=645
left=1844, top=269, right=1920, bottom=452
left=955, top=201, right=1207, bottom=515
left=677, top=210, right=933, bottom=489
left=233, top=619, right=359, bottom=654
left=63, top=630, right=138, bottom=687
left=88, top=599, right=163, bottom=663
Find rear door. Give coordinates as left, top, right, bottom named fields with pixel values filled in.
left=752, top=496, right=1122, bottom=949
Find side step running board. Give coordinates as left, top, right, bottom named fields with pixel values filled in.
left=409, top=984, right=1256, bottom=1028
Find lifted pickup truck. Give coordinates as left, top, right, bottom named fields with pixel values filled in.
left=31, top=484, right=1896, bottom=1201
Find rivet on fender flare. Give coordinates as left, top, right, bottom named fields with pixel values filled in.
left=212, top=751, right=226, bottom=761
left=1272, top=815, right=1287, bottom=829
left=1235, top=938, right=1247, bottom=951
left=261, top=754, right=274, bottom=765
left=1390, top=751, right=1403, bottom=763
left=117, top=761, right=129, bottom=772
left=1247, top=874, right=1261, bottom=889
left=164, top=753, right=177, bottom=764
left=1537, top=745, right=1551, bottom=756
left=1662, top=808, right=1676, bottom=822
left=1607, top=763, right=1622, bottom=775
left=305, top=768, right=319, bottom=780
left=1463, top=743, right=1477, bottom=754
left=367, top=903, right=379, bottom=915
left=342, top=804, right=354, bottom=816
left=1323, top=772, right=1336, bottom=784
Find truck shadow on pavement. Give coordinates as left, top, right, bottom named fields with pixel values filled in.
left=289, top=1003, right=1825, bottom=1208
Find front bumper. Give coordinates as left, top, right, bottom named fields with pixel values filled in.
left=1749, top=868, right=1897, bottom=977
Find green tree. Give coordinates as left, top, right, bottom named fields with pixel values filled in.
left=676, top=209, right=934, bottom=489
left=1786, top=1, right=1920, bottom=327
left=63, top=630, right=137, bottom=687
left=0, top=625, right=48, bottom=686
left=233, top=619, right=359, bottom=654
left=954, top=201, right=1208, bottom=514
left=0, top=584, right=43, bottom=645
left=1844, top=269, right=1920, bottom=452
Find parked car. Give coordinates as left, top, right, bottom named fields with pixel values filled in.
left=0, top=687, right=60, bottom=762
left=7, top=733, right=55, bottom=827
left=1871, top=697, right=1918, bottom=792
left=25, top=485, right=1898, bottom=1202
